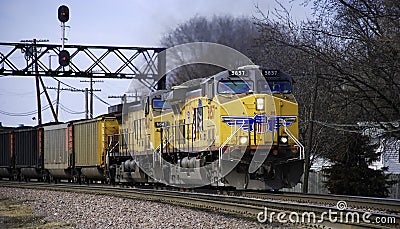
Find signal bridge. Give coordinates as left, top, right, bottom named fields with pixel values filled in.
left=0, top=42, right=166, bottom=90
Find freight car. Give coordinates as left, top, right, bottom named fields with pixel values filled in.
left=13, top=126, right=43, bottom=181
left=72, top=116, right=121, bottom=183
left=43, top=123, right=73, bottom=182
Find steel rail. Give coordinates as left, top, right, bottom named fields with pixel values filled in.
left=234, top=191, right=400, bottom=214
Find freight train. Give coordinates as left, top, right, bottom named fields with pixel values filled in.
left=0, top=67, right=304, bottom=190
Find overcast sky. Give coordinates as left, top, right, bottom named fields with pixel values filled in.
left=0, top=0, right=310, bottom=127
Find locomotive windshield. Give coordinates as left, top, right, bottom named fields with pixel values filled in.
left=258, top=81, right=291, bottom=94
left=217, top=80, right=253, bottom=94
left=152, top=98, right=171, bottom=109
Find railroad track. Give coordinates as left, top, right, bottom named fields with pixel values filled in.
left=128, top=186, right=400, bottom=214
left=225, top=191, right=400, bottom=214
left=1, top=181, right=399, bottom=228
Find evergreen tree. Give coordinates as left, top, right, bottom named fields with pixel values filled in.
left=322, top=132, right=396, bottom=197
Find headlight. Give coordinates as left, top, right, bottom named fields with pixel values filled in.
left=256, top=98, right=264, bottom=110
left=279, top=136, right=288, bottom=144
left=239, top=136, right=248, bottom=145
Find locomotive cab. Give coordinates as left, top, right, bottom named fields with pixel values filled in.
left=211, top=67, right=304, bottom=190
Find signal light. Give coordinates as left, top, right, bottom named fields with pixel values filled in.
left=58, top=5, right=69, bottom=23
left=59, top=50, right=70, bottom=66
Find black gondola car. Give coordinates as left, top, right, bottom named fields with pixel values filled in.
left=13, top=127, right=43, bottom=181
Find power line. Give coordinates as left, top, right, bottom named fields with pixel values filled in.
left=0, top=100, right=56, bottom=117
left=58, top=103, right=86, bottom=114
left=51, top=77, right=80, bottom=90
left=47, top=79, right=103, bottom=119
left=93, top=93, right=111, bottom=106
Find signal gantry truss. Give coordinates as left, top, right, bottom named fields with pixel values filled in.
left=0, top=42, right=166, bottom=89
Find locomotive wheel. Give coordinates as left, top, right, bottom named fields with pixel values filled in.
left=80, top=175, right=86, bottom=185
left=41, top=172, right=48, bottom=182
left=12, top=172, right=18, bottom=181
left=73, top=174, right=79, bottom=183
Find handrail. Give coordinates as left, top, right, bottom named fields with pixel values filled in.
left=153, top=128, right=174, bottom=162
left=218, top=121, right=245, bottom=168
left=152, top=144, right=162, bottom=163
left=282, top=119, right=304, bottom=160
left=106, top=134, right=120, bottom=156
left=109, top=141, right=119, bottom=154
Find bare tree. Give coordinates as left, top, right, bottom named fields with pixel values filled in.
left=160, top=15, right=261, bottom=87
left=254, top=0, right=399, bottom=193
left=307, top=0, right=399, bottom=133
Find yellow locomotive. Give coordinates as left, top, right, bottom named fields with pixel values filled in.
left=116, top=66, right=304, bottom=190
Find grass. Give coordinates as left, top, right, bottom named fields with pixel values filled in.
left=0, top=197, right=75, bottom=229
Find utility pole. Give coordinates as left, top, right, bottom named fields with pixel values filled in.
left=80, top=78, right=102, bottom=119
left=85, top=88, right=89, bottom=119
left=90, top=78, right=93, bottom=119
left=45, top=86, right=100, bottom=120
left=56, top=81, right=60, bottom=117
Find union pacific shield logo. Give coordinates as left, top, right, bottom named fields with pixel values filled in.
left=221, top=115, right=296, bottom=132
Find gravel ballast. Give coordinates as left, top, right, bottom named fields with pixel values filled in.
left=0, top=187, right=284, bottom=228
